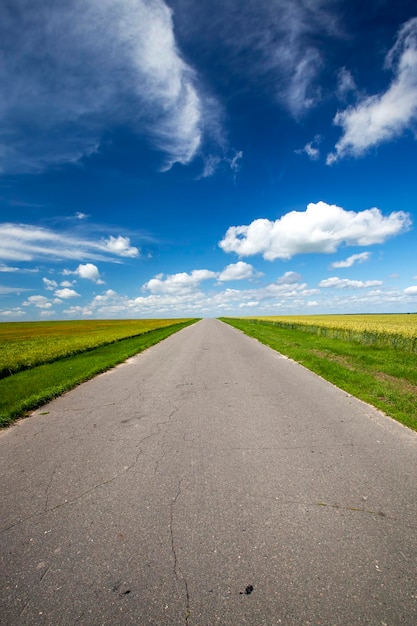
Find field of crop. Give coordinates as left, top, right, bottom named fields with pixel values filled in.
left=247, top=314, right=417, bottom=352
left=0, top=318, right=191, bottom=378
left=0, top=318, right=198, bottom=427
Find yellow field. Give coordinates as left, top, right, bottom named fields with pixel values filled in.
left=0, top=319, right=191, bottom=377
left=244, top=314, right=417, bottom=351
left=250, top=314, right=417, bottom=336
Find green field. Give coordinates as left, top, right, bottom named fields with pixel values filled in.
left=0, top=319, right=198, bottom=427
left=221, top=315, right=417, bottom=432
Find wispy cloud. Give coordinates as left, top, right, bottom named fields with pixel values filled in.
left=328, top=17, right=417, bottom=163
left=172, top=0, right=341, bottom=117
left=219, top=201, right=411, bottom=260
left=0, top=223, right=140, bottom=263
left=336, top=67, right=357, bottom=100
left=295, top=135, right=321, bottom=160
left=319, top=277, right=383, bottom=289
left=0, top=0, right=218, bottom=173
left=331, top=252, right=370, bottom=268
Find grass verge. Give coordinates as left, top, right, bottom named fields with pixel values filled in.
left=0, top=320, right=197, bottom=428
left=220, top=318, right=417, bottom=432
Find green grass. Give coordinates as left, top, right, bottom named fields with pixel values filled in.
left=220, top=318, right=417, bottom=431
left=0, top=320, right=198, bottom=428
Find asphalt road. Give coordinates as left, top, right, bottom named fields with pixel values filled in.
left=1, top=318, right=416, bottom=625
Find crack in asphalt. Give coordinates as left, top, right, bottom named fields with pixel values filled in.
left=0, top=445, right=144, bottom=533
left=1, top=404, right=184, bottom=534
left=169, top=480, right=190, bottom=624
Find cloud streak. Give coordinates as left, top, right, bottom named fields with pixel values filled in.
left=328, top=17, right=417, bottom=163
left=0, top=223, right=139, bottom=263
left=0, top=0, right=215, bottom=173
left=172, top=0, right=341, bottom=117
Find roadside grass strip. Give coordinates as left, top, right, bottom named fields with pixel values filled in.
left=0, top=320, right=198, bottom=428
left=220, top=317, right=417, bottom=432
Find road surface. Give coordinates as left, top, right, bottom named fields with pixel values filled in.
left=1, top=318, right=416, bottom=625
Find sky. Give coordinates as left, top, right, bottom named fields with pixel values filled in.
left=1, top=0, right=417, bottom=320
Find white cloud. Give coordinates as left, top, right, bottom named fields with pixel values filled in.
left=0, top=0, right=218, bottom=173
left=0, top=286, right=29, bottom=295
left=0, top=223, right=140, bottom=263
left=0, top=264, right=21, bottom=273
left=219, top=201, right=411, bottom=260
left=239, top=301, right=259, bottom=308
left=43, top=278, right=58, bottom=290
left=336, top=67, right=357, bottom=100
left=319, top=277, right=383, bottom=289
left=296, top=140, right=320, bottom=160
left=103, top=236, right=139, bottom=258
left=331, top=252, right=370, bottom=268
left=23, top=295, right=53, bottom=309
left=75, top=263, right=104, bottom=283
left=174, top=0, right=341, bottom=118
left=0, top=308, right=26, bottom=317
left=404, top=285, right=417, bottom=295
left=328, top=18, right=417, bottom=163
left=218, top=261, right=255, bottom=282
left=276, top=271, right=302, bottom=285
left=144, top=269, right=217, bottom=295
left=199, top=150, right=244, bottom=179
left=54, top=288, right=80, bottom=299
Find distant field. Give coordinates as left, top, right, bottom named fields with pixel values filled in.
left=247, top=314, right=417, bottom=352
left=0, top=319, right=198, bottom=427
left=0, top=318, right=192, bottom=378
left=221, top=315, right=417, bottom=431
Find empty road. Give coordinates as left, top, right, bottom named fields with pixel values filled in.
left=1, top=318, right=416, bottom=625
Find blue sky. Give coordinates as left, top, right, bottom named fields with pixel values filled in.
left=1, top=0, right=417, bottom=320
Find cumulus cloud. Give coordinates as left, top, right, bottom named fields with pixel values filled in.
left=276, top=271, right=302, bottom=285
left=0, top=307, right=26, bottom=318
left=319, top=277, right=383, bottom=289
left=75, top=263, right=104, bottom=283
left=144, top=269, right=217, bottom=295
left=54, top=288, right=81, bottom=299
left=23, top=295, right=53, bottom=309
left=404, top=285, right=417, bottom=295
left=143, top=263, right=257, bottom=296
left=219, top=201, right=411, bottom=260
left=103, top=236, right=139, bottom=258
left=0, top=0, right=217, bottom=173
left=331, top=252, right=370, bottom=268
left=0, top=223, right=140, bottom=263
left=43, top=278, right=58, bottom=291
left=217, top=261, right=256, bottom=282
left=328, top=18, right=417, bottom=163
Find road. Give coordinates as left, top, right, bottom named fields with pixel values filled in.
left=1, top=318, right=416, bottom=625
